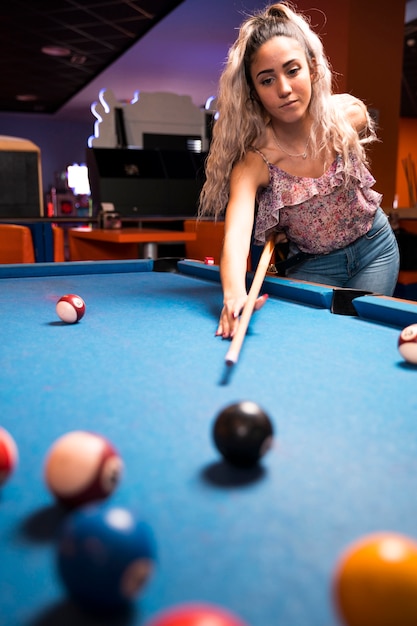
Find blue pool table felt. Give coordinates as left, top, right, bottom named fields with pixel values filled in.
left=1, top=259, right=417, bottom=626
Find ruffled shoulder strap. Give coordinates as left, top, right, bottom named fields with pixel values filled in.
left=249, top=146, right=270, bottom=166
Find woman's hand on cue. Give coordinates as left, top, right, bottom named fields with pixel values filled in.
left=216, top=293, right=269, bottom=339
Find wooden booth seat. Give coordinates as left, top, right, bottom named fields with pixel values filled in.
left=0, top=224, right=35, bottom=263
left=183, top=219, right=225, bottom=265
left=183, top=219, right=269, bottom=271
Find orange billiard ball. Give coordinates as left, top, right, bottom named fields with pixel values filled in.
left=333, top=532, right=417, bottom=626
left=44, top=431, right=123, bottom=507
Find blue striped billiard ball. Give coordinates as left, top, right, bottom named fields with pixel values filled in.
left=57, top=503, right=156, bottom=611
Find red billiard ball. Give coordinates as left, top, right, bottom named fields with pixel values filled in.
left=333, top=532, right=417, bottom=626
left=56, top=294, right=86, bottom=324
left=0, top=427, right=18, bottom=486
left=212, top=401, right=274, bottom=467
left=57, top=503, right=156, bottom=610
left=398, top=324, right=417, bottom=364
left=144, top=602, right=248, bottom=626
left=44, top=431, right=123, bottom=507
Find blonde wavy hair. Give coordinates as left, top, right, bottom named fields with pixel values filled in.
left=199, top=2, right=377, bottom=219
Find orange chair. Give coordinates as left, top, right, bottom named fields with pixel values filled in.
left=184, top=219, right=225, bottom=265
left=52, top=225, right=65, bottom=262
left=183, top=219, right=254, bottom=270
left=0, top=224, right=35, bottom=263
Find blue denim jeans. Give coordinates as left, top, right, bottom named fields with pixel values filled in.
left=286, top=208, right=400, bottom=296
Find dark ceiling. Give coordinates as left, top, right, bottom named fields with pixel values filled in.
left=0, top=0, right=416, bottom=119
left=0, top=0, right=184, bottom=114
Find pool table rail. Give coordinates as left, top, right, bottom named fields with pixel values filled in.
left=2, top=257, right=417, bottom=330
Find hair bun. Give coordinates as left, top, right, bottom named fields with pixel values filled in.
left=266, top=3, right=289, bottom=20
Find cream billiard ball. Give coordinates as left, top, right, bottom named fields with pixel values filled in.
left=398, top=324, right=417, bottom=364
left=56, top=294, right=85, bottom=323
left=44, top=431, right=123, bottom=507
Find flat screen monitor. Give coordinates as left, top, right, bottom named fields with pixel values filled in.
left=86, top=147, right=206, bottom=218
left=143, top=133, right=201, bottom=152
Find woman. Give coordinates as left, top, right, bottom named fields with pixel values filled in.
left=199, top=2, right=399, bottom=339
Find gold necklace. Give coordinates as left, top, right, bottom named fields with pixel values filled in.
left=271, top=125, right=311, bottom=159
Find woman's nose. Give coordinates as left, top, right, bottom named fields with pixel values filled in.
left=277, top=77, right=291, bottom=98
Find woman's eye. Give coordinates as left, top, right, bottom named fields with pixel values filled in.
left=261, top=77, right=274, bottom=86
left=288, top=66, right=300, bottom=76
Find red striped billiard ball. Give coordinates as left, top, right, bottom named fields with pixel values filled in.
left=44, top=431, right=123, bottom=507
left=398, top=324, right=417, bottom=364
left=56, top=294, right=86, bottom=323
left=144, top=602, right=248, bottom=626
left=0, top=427, right=18, bottom=486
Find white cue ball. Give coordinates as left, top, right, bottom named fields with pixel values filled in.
left=398, top=324, right=417, bottom=364
left=56, top=294, right=86, bottom=323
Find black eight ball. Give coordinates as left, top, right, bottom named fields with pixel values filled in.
left=213, top=401, right=274, bottom=467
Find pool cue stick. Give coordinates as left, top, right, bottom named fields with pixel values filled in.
left=225, top=237, right=275, bottom=366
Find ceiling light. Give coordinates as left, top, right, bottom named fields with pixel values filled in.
left=70, top=55, right=87, bottom=65
left=41, top=45, right=71, bottom=57
left=16, top=94, right=38, bottom=101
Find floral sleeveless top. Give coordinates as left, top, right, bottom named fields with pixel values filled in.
left=253, top=150, right=381, bottom=254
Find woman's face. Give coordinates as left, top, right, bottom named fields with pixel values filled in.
left=250, top=36, right=314, bottom=125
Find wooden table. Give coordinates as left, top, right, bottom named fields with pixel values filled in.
left=68, top=227, right=197, bottom=261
